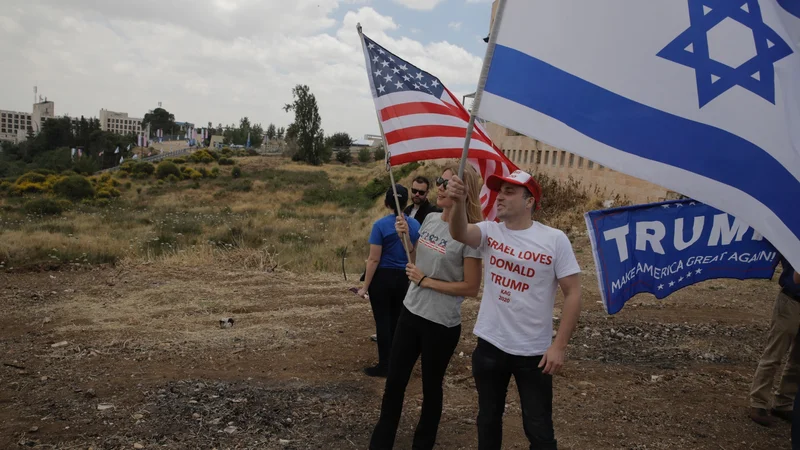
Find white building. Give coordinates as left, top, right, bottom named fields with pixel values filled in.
left=0, top=109, right=33, bottom=143
left=100, top=109, right=144, bottom=136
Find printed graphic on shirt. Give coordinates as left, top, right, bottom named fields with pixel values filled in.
left=486, top=236, right=554, bottom=303
left=419, top=229, right=448, bottom=255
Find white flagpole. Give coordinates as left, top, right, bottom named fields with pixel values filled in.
left=457, top=0, right=508, bottom=179
left=357, top=22, right=411, bottom=262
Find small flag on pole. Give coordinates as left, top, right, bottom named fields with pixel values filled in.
left=71, top=148, right=76, bottom=159
left=114, top=146, right=119, bottom=154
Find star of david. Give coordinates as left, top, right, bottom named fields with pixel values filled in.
left=658, top=0, right=794, bottom=107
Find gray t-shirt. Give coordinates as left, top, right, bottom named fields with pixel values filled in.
left=403, top=213, right=483, bottom=327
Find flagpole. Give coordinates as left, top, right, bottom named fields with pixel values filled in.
left=358, top=22, right=412, bottom=262
left=457, top=0, right=508, bottom=179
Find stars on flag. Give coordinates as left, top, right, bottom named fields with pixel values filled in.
left=658, top=284, right=664, bottom=290
left=686, top=271, right=692, bottom=277
left=678, top=276, right=684, bottom=282
left=676, top=203, right=684, bottom=207
left=363, top=36, right=444, bottom=98
left=662, top=204, right=671, bottom=209
left=696, top=268, right=702, bottom=275
left=669, top=281, right=675, bottom=287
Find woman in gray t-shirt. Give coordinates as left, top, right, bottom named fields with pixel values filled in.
left=369, top=163, right=483, bottom=450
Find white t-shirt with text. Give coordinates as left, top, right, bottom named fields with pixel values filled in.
left=473, top=221, right=580, bottom=356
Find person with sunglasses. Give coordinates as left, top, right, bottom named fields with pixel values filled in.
left=368, top=163, right=484, bottom=450
left=404, top=176, right=442, bottom=228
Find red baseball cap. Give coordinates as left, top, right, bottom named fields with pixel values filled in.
left=486, top=169, right=542, bottom=205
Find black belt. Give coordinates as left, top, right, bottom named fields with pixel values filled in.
left=782, top=287, right=800, bottom=302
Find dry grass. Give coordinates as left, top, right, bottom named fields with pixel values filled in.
left=0, top=156, right=607, bottom=273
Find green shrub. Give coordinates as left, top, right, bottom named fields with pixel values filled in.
left=157, top=179, right=165, bottom=185
left=0, top=181, right=11, bottom=194
left=218, top=158, right=235, bottom=166
left=188, top=150, right=215, bottom=164
left=335, top=149, right=352, bottom=164
left=95, top=187, right=121, bottom=198
left=15, top=172, right=47, bottom=185
left=156, top=161, right=181, bottom=179
left=172, top=157, right=187, bottom=164
left=23, top=198, right=64, bottom=216
left=197, top=167, right=209, bottom=178
left=208, top=150, right=221, bottom=161
left=373, top=147, right=386, bottom=162
left=119, top=161, right=136, bottom=173
left=357, top=147, right=372, bottom=163
left=231, top=166, right=242, bottom=178
left=53, top=175, right=95, bottom=201
left=166, top=174, right=179, bottom=183
left=124, top=181, right=132, bottom=189
left=132, top=162, right=155, bottom=176
left=210, top=167, right=220, bottom=178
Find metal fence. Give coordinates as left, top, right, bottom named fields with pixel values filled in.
left=100, top=147, right=193, bottom=172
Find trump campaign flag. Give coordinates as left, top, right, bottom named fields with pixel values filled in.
left=358, top=25, right=517, bottom=220
left=476, top=0, right=800, bottom=269
left=587, top=199, right=779, bottom=314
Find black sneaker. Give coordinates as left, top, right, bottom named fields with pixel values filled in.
left=363, top=365, right=388, bottom=377
left=749, top=407, right=774, bottom=427
left=771, top=408, right=793, bottom=423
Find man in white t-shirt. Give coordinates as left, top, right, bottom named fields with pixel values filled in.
left=448, top=169, right=582, bottom=450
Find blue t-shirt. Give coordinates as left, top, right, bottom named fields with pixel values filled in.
left=369, top=214, right=421, bottom=270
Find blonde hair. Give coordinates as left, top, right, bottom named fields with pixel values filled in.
left=443, top=162, right=483, bottom=224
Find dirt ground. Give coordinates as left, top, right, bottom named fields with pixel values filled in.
left=0, top=235, right=793, bottom=449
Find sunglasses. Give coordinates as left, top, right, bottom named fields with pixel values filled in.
left=411, top=188, right=427, bottom=195
left=435, top=177, right=449, bottom=189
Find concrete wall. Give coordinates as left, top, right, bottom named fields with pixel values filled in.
left=484, top=122, right=675, bottom=203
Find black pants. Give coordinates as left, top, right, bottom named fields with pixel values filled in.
left=472, top=338, right=557, bottom=450
left=369, top=307, right=461, bottom=450
left=368, top=268, right=409, bottom=368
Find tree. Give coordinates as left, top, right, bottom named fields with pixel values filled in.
left=142, top=108, right=176, bottom=136
left=327, top=132, right=354, bottom=149
left=266, top=123, right=277, bottom=141
left=374, top=145, right=386, bottom=162
left=283, top=85, right=326, bottom=165
left=276, top=126, right=285, bottom=140
left=336, top=148, right=352, bottom=164
left=357, top=147, right=371, bottom=163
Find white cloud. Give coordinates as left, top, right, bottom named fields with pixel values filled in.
left=448, top=22, right=462, bottom=31
left=391, top=0, right=446, bottom=11
left=0, top=1, right=481, bottom=138
left=466, top=0, right=493, bottom=3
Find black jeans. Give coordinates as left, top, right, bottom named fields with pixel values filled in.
left=368, top=268, right=410, bottom=368
left=472, top=338, right=557, bottom=450
left=369, top=307, right=461, bottom=450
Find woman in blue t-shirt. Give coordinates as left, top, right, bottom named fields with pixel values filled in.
left=358, top=185, right=421, bottom=377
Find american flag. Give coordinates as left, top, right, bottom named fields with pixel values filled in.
left=360, top=32, right=517, bottom=221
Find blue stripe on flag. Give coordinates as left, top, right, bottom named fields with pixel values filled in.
left=778, top=0, right=800, bottom=19
left=484, top=44, right=800, bottom=241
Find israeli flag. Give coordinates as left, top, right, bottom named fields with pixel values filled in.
left=478, top=0, right=800, bottom=269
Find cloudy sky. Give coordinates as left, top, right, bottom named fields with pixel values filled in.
left=0, top=0, right=494, bottom=138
